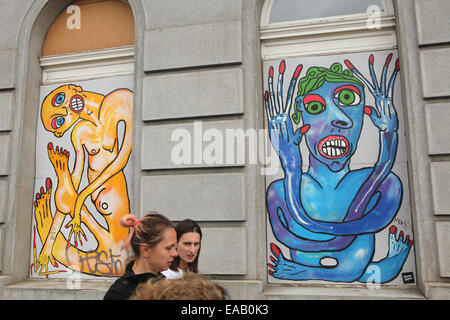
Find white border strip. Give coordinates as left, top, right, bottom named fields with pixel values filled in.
left=40, top=46, right=135, bottom=84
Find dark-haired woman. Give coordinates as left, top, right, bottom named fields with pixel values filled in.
left=162, top=219, right=202, bottom=280
left=103, top=212, right=178, bottom=300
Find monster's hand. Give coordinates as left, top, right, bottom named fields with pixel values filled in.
left=36, top=242, right=59, bottom=275
left=65, top=195, right=86, bottom=247
left=265, top=60, right=308, bottom=168
left=345, top=54, right=399, bottom=133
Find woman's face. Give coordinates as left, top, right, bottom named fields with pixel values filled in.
left=177, top=232, right=201, bottom=265
left=298, top=81, right=365, bottom=172
left=146, top=228, right=178, bottom=273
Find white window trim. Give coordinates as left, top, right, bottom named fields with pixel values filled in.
left=39, top=45, right=135, bottom=84
left=260, top=0, right=396, bottom=60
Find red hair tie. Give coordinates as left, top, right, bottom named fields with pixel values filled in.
left=120, top=214, right=140, bottom=251
left=132, top=219, right=141, bottom=228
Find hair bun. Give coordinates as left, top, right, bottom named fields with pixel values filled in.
left=120, top=214, right=138, bottom=228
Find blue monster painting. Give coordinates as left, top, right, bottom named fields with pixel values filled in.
left=265, top=54, right=414, bottom=283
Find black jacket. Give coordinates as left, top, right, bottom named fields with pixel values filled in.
left=103, top=260, right=165, bottom=300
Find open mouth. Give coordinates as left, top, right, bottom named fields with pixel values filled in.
left=69, top=95, right=84, bottom=113
left=318, top=135, right=349, bottom=159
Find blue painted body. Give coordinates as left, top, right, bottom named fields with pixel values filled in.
left=265, top=56, right=413, bottom=283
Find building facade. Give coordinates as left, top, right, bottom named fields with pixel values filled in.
left=0, top=0, right=449, bottom=299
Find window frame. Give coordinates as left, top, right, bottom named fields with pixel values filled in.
left=40, top=45, right=135, bottom=85
left=260, top=0, right=397, bottom=60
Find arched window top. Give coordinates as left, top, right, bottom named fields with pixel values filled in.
left=262, top=0, right=393, bottom=26
left=260, top=0, right=396, bottom=61
left=42, top=0, right=134, bottom=56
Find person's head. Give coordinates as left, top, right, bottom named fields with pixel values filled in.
left=170, top=219, right=202, bottom=273
left=41, top=84, right=88, bottom=137
left=130, top=272, right=227, bottom=300
left=293, top=63, right=366, bottom=172
left=121, top=212, right=178, bottom=274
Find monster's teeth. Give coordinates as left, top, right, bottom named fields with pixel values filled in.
left=321, top=138, right=348, bottom=157
left=71, top=98, right=84, bottom=110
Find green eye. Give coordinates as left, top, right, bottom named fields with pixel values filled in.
left=335, top=89, right=361, bottom=106
left=305, top=101, right=325, bottom=114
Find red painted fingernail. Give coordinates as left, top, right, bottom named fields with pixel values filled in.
left=36, top=193, right=40, bottom=199
left=270, top=256, right=275, bottom=263
left=344, top=60, right=354, bottom=70
left=75, top=241, right=78, bottom=247
left=46, top=177, right=52, bottom=190
left=364, top=107, right=372, bottom=115
left=395, top=59, right=400, bottom=71
left=279, top=60, right=286, bottom=74
left=268, top=270, right=273, bottom=275
left=56, top=146, right=59, bottom=153
left=84, top=234, right=87, bottom=241
left=40, top=187, right=44, bottom=195
left=269, top=66, right=274, bottom=77
left=268, top=263, right=274, bottom=269
left=389, top=225, right=397, bottom=234
left=406, top=235, right=410, bottom=241
left=409, top=240, right=414, bottom=245
left=300, top=124, right=310, bottom=134
left=399, top=231, right=404, bottom=238
left=294, top=64, right=303, bottom=79
left=369, top=54, right=374, bottom=64
left=270, top=243, right=280, bottom=256
left=385, top=53, right=393, bottom=67
left=265, top=91, right=269, bottom=101
left=48, top=142, right=53, bottom=150
left=34, top=201, right=37, bottom=207
left=55, top=262, right=59, bottom=267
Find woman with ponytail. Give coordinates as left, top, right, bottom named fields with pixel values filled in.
left=104, top=212, right=178, bottom=300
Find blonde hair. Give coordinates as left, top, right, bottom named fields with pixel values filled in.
left=130, top=272, right=228, bottom=300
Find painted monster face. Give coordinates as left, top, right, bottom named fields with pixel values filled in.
left=297, top=81, right=365, bottom=172
left=41, top=84, right=85, bottom=137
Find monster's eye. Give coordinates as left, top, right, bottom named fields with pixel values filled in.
left=303, top=94, right=326, bottom=115
left=51, top=116, right=65, bottom=129
left=334, top=86, right=361, bottom=107
left=305, top=101, right=325, bottom=114
left=51, top=92, right=65, bottom=107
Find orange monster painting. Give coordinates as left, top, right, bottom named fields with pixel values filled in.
left=31, top=80, right=133, bottom=277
